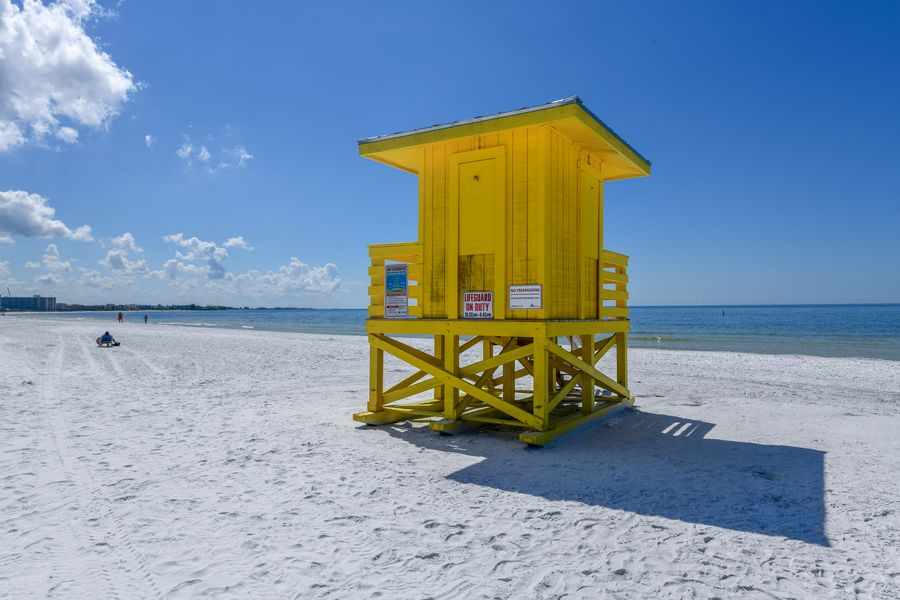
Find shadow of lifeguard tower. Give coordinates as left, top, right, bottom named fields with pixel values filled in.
left=354, top=97, right=651, bottom=445
left=376, top=409, right=829, bottom=545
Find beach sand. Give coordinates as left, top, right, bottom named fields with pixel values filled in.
left=1, top=317, right=898, bottom=599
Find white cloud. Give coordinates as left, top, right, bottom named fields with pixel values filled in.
left=158, top=235, right=335, bottom=298
left=163, top=233, right=231, bottom=279
left=176, top=134, right=252, bottom=171
left=78, top=268, right=112, bottom=288
left=237, top=258, right=341, bottom=295
left=176, top=138, right=193, bottom=163
left=111, top=232, right=142, bottom=253
left=25, top=243, right=72, bottom=286
left=57, top=126, right=79, bottom=144
left=103, top=249, right=149, bottom=274
left=144, top=133, right=154, bottom=147
left=0, top=260, right=8, bottom=276
left=0, top=190, right=93, bottom=241
left=0, top=233, right=13, bottom=244
left=101, top=232, right=147, bottom=274
left=223, top=236, right=253, bottom=251
left=0, top=0, right=135, bottom=152
left=40, top=243, right=72, bottom=272
left=220, top=145, right=253, bottom=170
left=35, top=272, right=62, bottom=285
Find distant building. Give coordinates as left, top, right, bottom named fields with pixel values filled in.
left=0, top=295, right=57, bottom=311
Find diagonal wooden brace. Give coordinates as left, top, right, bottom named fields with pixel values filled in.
left=370, top=335, right=543, bottom=429
left=546, top=340, right=631, bottom=399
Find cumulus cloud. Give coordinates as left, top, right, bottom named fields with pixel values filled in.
left=163, top=233, right=232, bottom=280
left=111, top=232, right=142, bottom=253
left=237, top=258, right=341, bottom=295
left=176, top=139, right=193, bottom=163
left=101, top=231, right=148, bottom=274
left=0, top=233, right=13, bottom=243
left=0, top=0, right=135, bottom=152
left=144, top=133, right=154, bottom=147
left=0, top=259, right=8, bottom=276
left=158, top=234, right=328, bottom=295
left=35, top=272, right=63, bottom=285
left=0, top=190, right=93, bottom=241
left=223, top=236, right=253, bottom=251
left=198, top=145, right=211, bottom=162
left=40, top=243, right=72, bottom=272
left=26, top=243, right=72, bottom=286
left=103, top=249, right=148, bottom=274
left=78, top=267, right=112, bottom=288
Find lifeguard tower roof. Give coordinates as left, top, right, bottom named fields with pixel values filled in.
left=358, top=96, right=651, bottom=181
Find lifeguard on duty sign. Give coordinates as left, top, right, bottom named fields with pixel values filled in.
left=463, top=291, right=493, bottom=319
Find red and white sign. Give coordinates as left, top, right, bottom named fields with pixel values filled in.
left=463, top=291, right=493, bottom=319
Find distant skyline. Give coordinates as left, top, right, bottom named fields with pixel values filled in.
left=1, top=0, right=898, bottom=307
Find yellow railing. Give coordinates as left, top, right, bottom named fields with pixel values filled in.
left=599, top=249, right=629, bottom=319
left=367, top=242, right=422, bottom=318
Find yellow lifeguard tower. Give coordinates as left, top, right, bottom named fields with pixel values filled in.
left=353, top=97, right=650, bottom=445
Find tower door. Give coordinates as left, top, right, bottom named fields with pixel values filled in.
left=447, top=147, right=506, bottom=320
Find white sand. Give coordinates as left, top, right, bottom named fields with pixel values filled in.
left=1, top=317, right=898, bottom=599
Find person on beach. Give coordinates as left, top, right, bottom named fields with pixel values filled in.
left=117, top=311, right=123, bottom=323
left=95, top=332, right=120, bottom=347
left=144, top=314, right=149, bottom=324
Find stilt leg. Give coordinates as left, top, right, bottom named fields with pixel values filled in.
left=367, top=336, right=384, bottom=412
left=443, top=334, right=459, bottom=420
left=581, top=334, right=594, bottom=411
left=483, top=338, right=495, bottom=391
left=533, top=335, right=549, bottom=430
left=502, top=337, right=515, bottom=404
left=434, top=335, right=444, bottom=404
left=616, top=332, right=629, bottom=394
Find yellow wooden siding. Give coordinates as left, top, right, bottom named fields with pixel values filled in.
left=584, top=257, right=598, bottom=315
left=546, top=128, right=578, bottom=318
left=458, top=159, right=496, bottom=255
left=458, top=254, right=495, bottom=317
left=414, top=123, right=619, bottom=321
left=422, top=128, right=542, bottom=319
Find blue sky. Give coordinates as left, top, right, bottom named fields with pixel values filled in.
left=1, top=0, right=898, bottom=307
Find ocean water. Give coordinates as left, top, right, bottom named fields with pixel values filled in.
left=9, top=304, right=900, bottom=361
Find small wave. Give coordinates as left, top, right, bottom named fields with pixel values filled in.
left=241, top=325, right=255, bottom=329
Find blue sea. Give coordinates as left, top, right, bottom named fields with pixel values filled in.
left=10, top=304, right=900, bottom=361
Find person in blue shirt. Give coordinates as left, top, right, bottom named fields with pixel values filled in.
left=95, top=331, right=119, bottom=347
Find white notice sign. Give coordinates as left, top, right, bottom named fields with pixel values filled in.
left=509, top=284, right=542, bottom=309
left=462, top=291, right=493, bottom=319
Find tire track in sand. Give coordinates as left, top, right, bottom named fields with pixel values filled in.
left=40, top=331, right=164, bottom=599
left=116, top=345, right=167, bottom=378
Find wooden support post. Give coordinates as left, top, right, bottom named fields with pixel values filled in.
left=533, top=334, right=549, bottom=430
left=548, top=336, right=557, bottom=398
left=434, top=335, right=444, bottom=403
left=483, top=338, right=495, bottom=391
left=616, top=332, right=629, bottom=393
left=367, top=335, right=384, bottom=412
left=581, top=334, right=594, bottom=412
left=443, top=335, right=459, bottom=420
left=502, top=337, right=515, bottom=404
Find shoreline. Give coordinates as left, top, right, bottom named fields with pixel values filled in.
left=6, top=311, right=899, bottom=362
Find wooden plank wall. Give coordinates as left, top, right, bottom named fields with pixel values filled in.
left=421, top=126, right=544, bottom=319
left=546, top=127, right=579, bottom=319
